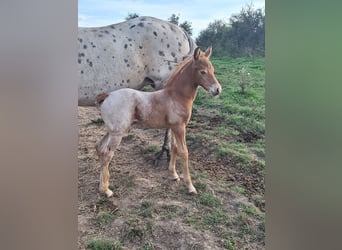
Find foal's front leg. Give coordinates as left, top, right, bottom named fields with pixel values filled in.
left=171, top=126, right=197, bottom=195
left=168, top=132, right=180, bottom=181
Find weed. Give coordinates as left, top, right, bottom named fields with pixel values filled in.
left=87, top=240, right=123, bottom=250
left=238, top=66, right=252, bottom=94
left=124, top=218, right=153, bottom=243
left=194, top=172, right=208, bottom=180
left=238, top=203, right=261, bottom=218
left=139, top=208, right=153, bottom=218
left=139, top=200, right=153, bottom=218
left=230, top=185, right=246, bottom=195
left=141, top=200, right=152, bottom=208
left=198, top=193, right=221, bottom=207
left=251, top=194, right=265, bottom=209
left=161, top=204, right=179, bottom=219
left=96, top=212, right=114, bottom=227
left=202, top=208, right=228, bottom=227
left=127, top=225, right=145, bottom=242
left=139, top=241, right=155, bottom=250
left=224, top=238, right=236, bottom=250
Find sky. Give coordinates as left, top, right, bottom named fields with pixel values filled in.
left=78, top=0, right=265, bottom=38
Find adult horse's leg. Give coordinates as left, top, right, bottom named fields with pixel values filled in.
left=96, top=132, right=123, bottom=197
left=154, top=129, right=171, bottom=165
left=171, top=125, right=197, bottom=195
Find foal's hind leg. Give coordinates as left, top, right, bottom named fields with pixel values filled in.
left=96, top=132, right=123, bottom=197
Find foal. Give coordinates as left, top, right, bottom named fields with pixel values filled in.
left=95, top=47, right=221, bottom=197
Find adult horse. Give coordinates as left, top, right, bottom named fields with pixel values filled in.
left=78, top=16, right=196, bottom=106
left=95, top=47, right=221, bottom=197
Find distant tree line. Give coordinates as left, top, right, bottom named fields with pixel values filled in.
left=125, top=4, right=265, bottom=57
left=196, top=4, right=265, bottom=57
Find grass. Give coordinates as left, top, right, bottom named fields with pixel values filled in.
left=139, top=200, right=153, bottom=218
left=80, top=57, right=265, bottom=250
left=87, top=240, right=123, bottom=250
left=96, top=212, right=114, bottom=227
left=191, top=57, right=265, bottom=200
left=197, top=192, right=221, bottom=207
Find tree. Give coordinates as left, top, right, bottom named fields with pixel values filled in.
left=228, top=4, right=265, bottom=57
left=168, top=14, right=180, bottom=25
left=196, top=4, right=264, bottom=57
left=125, top=13, right=139, bottom=20
left=196, top=20, right=229, bottom=57
left=168, top=14, right=193, bottom=36
left=179, top=21, right=193, bottom=36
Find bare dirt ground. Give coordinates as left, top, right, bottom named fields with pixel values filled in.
left=78, top=107, right=264, bottom=250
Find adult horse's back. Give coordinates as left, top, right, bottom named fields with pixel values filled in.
left=78, top=16, right=195, bottom=106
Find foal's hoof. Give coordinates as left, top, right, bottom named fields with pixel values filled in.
left=104, top=189, right=114, bottom=198
left=170, top=173, right=180, bottom=182
left=188, top=186, right=197, bottom=195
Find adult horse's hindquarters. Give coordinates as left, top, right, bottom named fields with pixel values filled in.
left=78, top=16, right=195, bottom=106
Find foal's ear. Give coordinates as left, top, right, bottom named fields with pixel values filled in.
left=204, top=46, right=212, bottom=58
left=194, top=47, right=201, bottom=60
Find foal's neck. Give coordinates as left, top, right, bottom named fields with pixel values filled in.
left=165, top=60, right=198, bottom=102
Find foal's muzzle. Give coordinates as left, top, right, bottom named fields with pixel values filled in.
left=209, top=84, right=222, bottom=97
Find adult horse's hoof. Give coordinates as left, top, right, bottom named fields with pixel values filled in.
left=154, top=146, right=170, bottom=166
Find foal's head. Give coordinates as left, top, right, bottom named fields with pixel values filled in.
left=192, top=47, right=222, bottom=97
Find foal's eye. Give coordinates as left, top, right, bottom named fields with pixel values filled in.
left=200, top=70, right=206, bottom=75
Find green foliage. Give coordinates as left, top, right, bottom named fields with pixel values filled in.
left=125, top=13, right=139, bottom=20
left=196, top=4, right=264, bottom=57
left=168, top=14, right=193, bottom=36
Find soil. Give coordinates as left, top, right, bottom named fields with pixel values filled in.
left=78, top=107, right=264, bottom=250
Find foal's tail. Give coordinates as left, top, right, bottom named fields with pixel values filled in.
left=95, top=92, right=109, bottom=107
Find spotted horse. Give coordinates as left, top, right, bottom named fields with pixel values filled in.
left=78, top=16, right=196, bottom=161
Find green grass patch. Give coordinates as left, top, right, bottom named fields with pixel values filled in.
left=197, top=193, right=221, bottom=207
left=216, top=142, right=251, bottom=164
left=138, top=241, right=155, bottom=250
left=96, top=212, right=114, bottom=227
left=224, top=238, right=236, bottom=250
left=87, top=240, right=123, bottom=250
left=230, top=185, right=246, bottom=195
left=160, top=204, right=179, bottom=219
left=139, top=200, right=153, bottom=218
left=202, top=208, right=228, bottom=227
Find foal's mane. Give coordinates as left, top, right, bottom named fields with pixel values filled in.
left=164, top=56, right=193, bottom=87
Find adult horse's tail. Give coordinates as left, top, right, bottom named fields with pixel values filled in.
left=183, top=30, right=197, bottom=60
left=95, top=93, right=109, bottom=107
